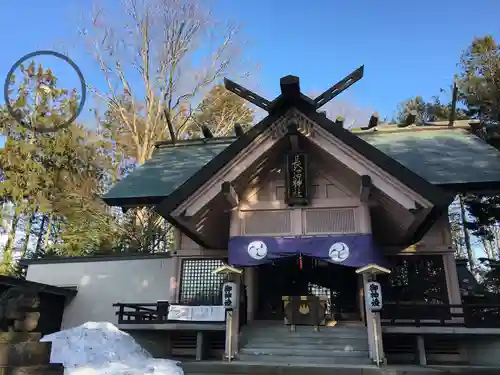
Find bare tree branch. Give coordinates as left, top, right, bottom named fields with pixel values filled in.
left=80, top=0, right=249, bottom=164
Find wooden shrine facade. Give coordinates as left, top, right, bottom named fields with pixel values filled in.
left=101, top=68, right=500, bottom=365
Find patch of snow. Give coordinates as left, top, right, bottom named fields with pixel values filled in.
left=41, top=322, right=184, bottom=375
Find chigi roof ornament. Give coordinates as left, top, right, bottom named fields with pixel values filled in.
left=223, top=66, right=365, bottom=114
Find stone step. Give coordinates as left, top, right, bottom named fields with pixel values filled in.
left=243, top=335, right=369, bottom=345
left=240, top=347, right=370, bottom=358
left=0, top=333, right=42, bottom=344
left=0, top=342, right=51, bottom=366
left=180, top=362, right=500, bottom=375
left=180, top=361, right=381, bottom=375
left=0, top=364, right=64, bottom=375
left=237, top=354, right=373, bottom=366
left=244, top=325, right=366, bottom=333
left=244, top=330, right=368, bottom=339
left=243, top=341, right=370, bottom=351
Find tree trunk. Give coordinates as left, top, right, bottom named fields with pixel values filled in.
left=20, top=209, right=37, bottom=259
left=34, top=215, right=47, bottom=257
left=482, top=237, right=493, bottom=259
left=43, top=213, right=53, bottom=250
left=459, top=194, right=475, bottom=268
left=1, top=212, right=20, bottom=275
left=494, top=225, right=500, bottom=259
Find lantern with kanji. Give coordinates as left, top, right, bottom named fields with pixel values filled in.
left=222, top=282, right=238, bottom=310
left=364, top=281, right=383, bottom=312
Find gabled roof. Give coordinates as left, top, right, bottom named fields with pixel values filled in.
left=102, top=137, right=236, bottom=206
left=153, top=94, right=452, bottom=218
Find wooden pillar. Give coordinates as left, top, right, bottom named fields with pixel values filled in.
left=245, top=267, right=256, bottom=322
left=358, top=274, right=365, bottom=323
left=443, top=253, right=461, bottom=305
left=416, top=335, right=427, bottom=365
left=196, top=331, right=204, bottom=361
left=443, top=252, right=464, bottom=327
left=224, top=272, right=241, bottom=360
left=170, top=228, right=182, bottom=303
left=362, top=273, right=385, bottom=364
left=168, top=257, right=181, bottom=302
left=363, top=273, right=376, bottom=359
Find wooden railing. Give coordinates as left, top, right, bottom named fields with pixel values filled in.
left=114, top=300, right=247, bottom=327
left=381, top=303, right=500, bottom=328
left=113, top=302, right=170, bottom=324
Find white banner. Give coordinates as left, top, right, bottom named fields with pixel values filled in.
left=167, top=305, right=226, bottom=322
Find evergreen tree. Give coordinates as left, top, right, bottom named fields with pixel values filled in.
left=458, top=35, right=500, bottom=145
left=194, top=84, right=254, bottom=136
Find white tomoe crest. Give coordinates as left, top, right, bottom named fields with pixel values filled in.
left=247, top=240, right=268, bottom=260
left=328, top=242, right=350, bottom=263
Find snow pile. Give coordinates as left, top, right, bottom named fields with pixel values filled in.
left=41, top=322, right=184, bottom=375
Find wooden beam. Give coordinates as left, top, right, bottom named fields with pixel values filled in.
left=234, top=123, right=245, bottom=137
left=224, top=78, right=271, bottom=112
left=221, top=181, right=239, bottom=208
left=289, top=133, right=300, bottom=151
left=168, top=214, right=221, bottom=249
left=335, top=116, right=344, bottom=127
left=360, top=175, right=372, bottom=202
left=201, top=125, right=213, bottom=138
left=361, top=113, right=379, bottom=130
left=400, top=206, right=436, bottom=245
left=314, top=66, right=364, bottom=109
left=399, top=110, right=417, bottom=128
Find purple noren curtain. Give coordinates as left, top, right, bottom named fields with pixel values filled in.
left=228, top=234, right=388, bottom=268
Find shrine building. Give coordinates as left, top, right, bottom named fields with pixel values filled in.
left=23, top=67, right=500, bottom=369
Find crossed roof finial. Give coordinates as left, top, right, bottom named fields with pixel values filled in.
left=224, top=65, right=364, bottom=112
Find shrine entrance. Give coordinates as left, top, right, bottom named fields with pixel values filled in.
left=255, top=255, right=361, bottom=322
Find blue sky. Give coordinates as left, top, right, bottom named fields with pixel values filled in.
left=1, top=0, right=500, bottom=149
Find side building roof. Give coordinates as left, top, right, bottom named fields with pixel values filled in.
left=358, top=126, right=500, bottom=190
left=102, top=137, right=236, bottom=207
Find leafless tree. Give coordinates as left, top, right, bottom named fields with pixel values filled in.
left=80, top=0, right=249, bottom=164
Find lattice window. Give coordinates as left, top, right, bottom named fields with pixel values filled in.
left=242, top=210, right=292, bottom=235
left=179, top=259, right=228, bottom=305
left=304, top=208, right=356, bottom=234
left=379, top=255, right=448, bottom=305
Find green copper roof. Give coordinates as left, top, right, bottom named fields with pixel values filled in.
left=102, top=127, right=500, bottom=206
left=359, top=128, right=500, bottom=185
left=102, top=138, right=235, bottom=205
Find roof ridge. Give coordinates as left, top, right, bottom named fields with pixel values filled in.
left=354, top=124, right=472, bottom=135
left=155, top=136, right=238, bottom=148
